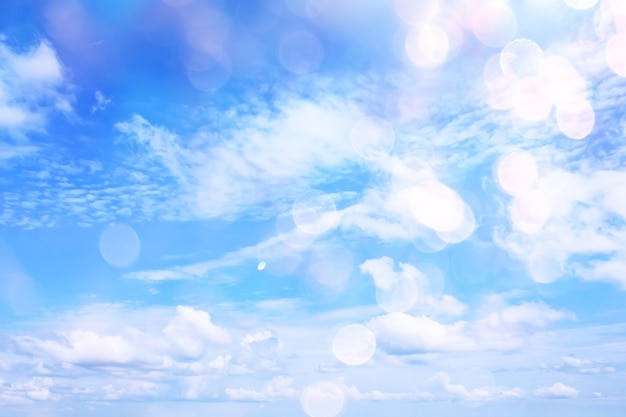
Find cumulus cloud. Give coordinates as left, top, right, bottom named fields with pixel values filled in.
left=367, top=313, right=475, bottom=354
left=12, top=305, right=231, bottom=368
left=163, top=306, right=232, bottom=359
left=368, top=300, right=574, bottom=356
left=534, top=382, right=579, bottom=399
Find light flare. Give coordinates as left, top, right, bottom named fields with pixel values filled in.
left=394, top=0, right=439, bottom=26
left=300, top=381, right=345, bottom=417
left=406, top=181, right=465, bottom=233
left=496, top=150, right=539, bottom=196
left=332, top=324, right=376, bottom=366
left=556, top=97, right=595, bottom=139
left=278, top=30, right=324, bottom=74
left=99, top=223, right=141, bottom=268
left=471, top=2, right=517, bottom=48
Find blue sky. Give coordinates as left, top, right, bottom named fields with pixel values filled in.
left=1, top=0, right=625, bottom=415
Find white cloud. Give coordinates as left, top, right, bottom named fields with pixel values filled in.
left=368, top=300, right=573, bottom=356
left=164, top=306, right=232, bottom=359
left=0, top=377, right=58, bottom=404
left=549, top=356, right=616, bottom=374
left=334, top=377, right=434, bottom=401
left=91, top=90, right=111, bottom=114
left=360, top=256, right=426, bottom=292
left=367, top=313, right=475, bottom=354
left=115, top=93, right=362, bottom=220
left=474, top=301, right=575, bottom=350
left=12, top=305, right=232, bottom=368
left=0, top=38, right=71, bottom=136
left=495, top=168, right=626, bottom=290
left=102, top=380, right=158, bottom=400
left=422, top=295, right=467, bottom=317
left=534, top=382, right=579, bottom=399
left=225, top=376, right=297, bottom=401
left=428, top=372, right=525, bottom=404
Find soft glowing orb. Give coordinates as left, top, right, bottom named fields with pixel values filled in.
left=185, top=55, right=231, bottom=93
left=418, top=23, right=450, bottom=64
left=496, top=150, right=539, bottom=196
left=564, top=0, right=599, bottom=10
left=500, top=39, right=543, bottom=78
left=278, top=30, right=324, bottom=74
left=472, top=2, right=517, bottom=48
left=292, top=192, right=338, bottom=235
left=276, top=211, right=318, bottom=248
left=307, top=246, right=354, bottom=290
left=436, top=202, right=476, bottom=244
left=99, top=223, right=141, bottom=268
left=511, top=77, right=553, bottom=121
left=257, top=261, right=267, bottom=271
left=405, top=23, right=450, bottom=67
left=529, top=245, right=566, bottom=283
left=509, top=192, right=552, bottom=234
left=351, top=116, right=395, bottom=161
left=300, top=381, right=345, bottom=417
left=556, top=98, right=595, bottom=140
left=332, top=324, right=376, bottom=366
left=538, top=55, right=587, bottom=107
left=407, top=181, right=465, bottom=233
left=606, top=33, right=626, bottom=77
left=394, top=0, right=439, bottom=26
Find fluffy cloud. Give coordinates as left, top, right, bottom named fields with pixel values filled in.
left=367, top=313, right=475, bottom=354
left=495, top=168, right=626, bottom=290
left=534, top=382, right=579, bottom=399
left=368, top=300, right=574, bottom=355
left=12, top=305, right=231, bottom=367
left=164, top=306, right=232, bottom=359
left=0, top=37, right=71, bottom=140
left=474, top=301, right=576, bottom=350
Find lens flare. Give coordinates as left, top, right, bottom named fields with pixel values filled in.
left=472, top=2, right=517, bottom=48
left=300, top=381, right=345, bottom=417
left=99, top=223, right=141, bottom=268
left=279, top=30, right=324, bottom=74
left=332, top=324, right=376, bottom=366
left=556, top=98, right=595, bottom=140
left=496, top=150, right=539, bottom=196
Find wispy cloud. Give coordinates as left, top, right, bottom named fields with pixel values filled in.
left=90, top=90, right=111, bottom=114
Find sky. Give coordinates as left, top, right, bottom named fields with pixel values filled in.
left=0, top=0, right=625, bottom=416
